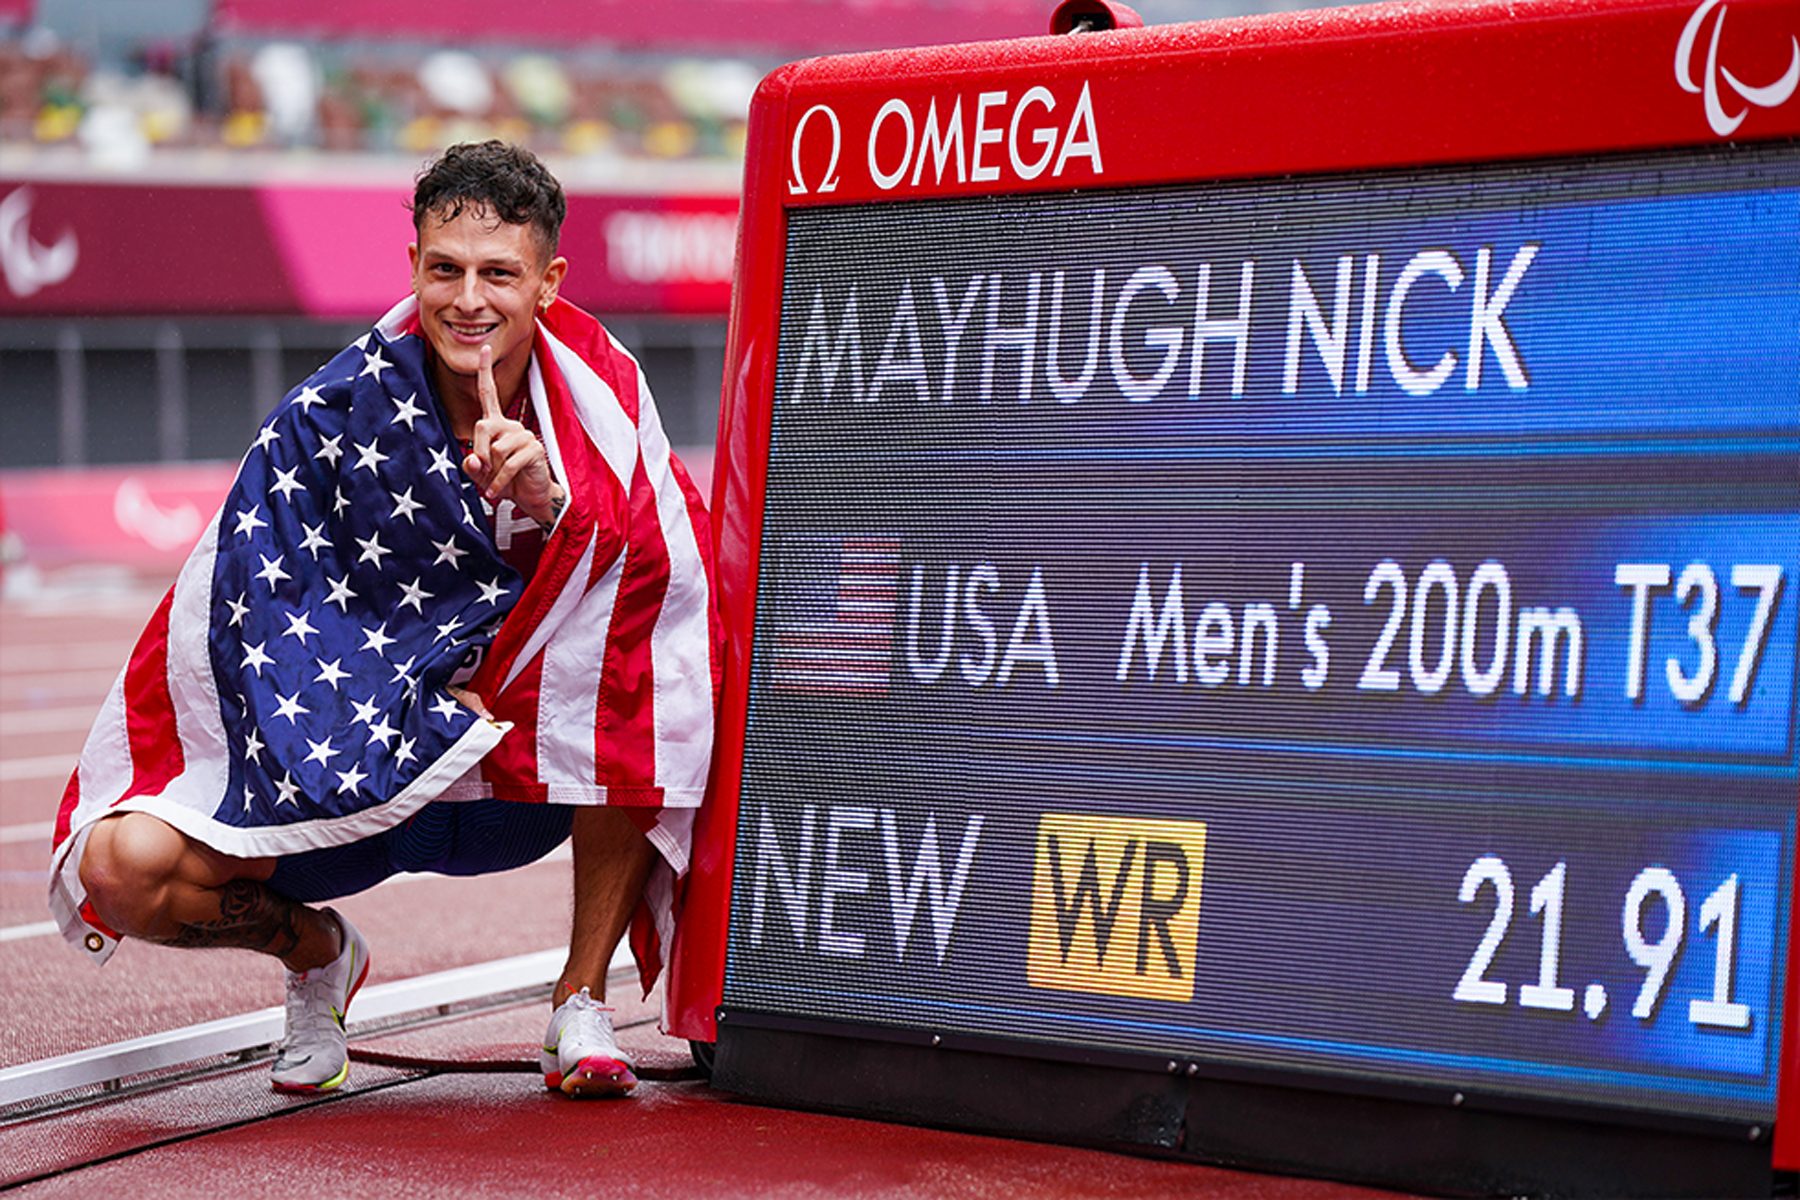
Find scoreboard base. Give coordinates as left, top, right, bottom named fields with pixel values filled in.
left=712, top=1018, right=1775, bottom=1199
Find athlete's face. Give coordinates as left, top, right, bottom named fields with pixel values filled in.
left=408, top=204, right=566, bottom=401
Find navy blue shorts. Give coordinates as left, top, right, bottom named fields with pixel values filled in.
left=265, top=800, right=573, bottom=903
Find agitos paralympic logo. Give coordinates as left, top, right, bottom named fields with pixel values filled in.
left=1026, top=813, right=1207, bottom=1002
left=0, top=187, right=77, bottom=299
left=1677, top=0, right=1800, bottom=136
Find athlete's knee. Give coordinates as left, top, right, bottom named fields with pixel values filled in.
left=78, top=813, right=188, bottom=933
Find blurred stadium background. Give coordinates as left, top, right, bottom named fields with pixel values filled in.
left=0, top=0, right=1326, bottom=539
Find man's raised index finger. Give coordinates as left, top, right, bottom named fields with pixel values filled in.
left=477, top=344, right=502, bottom=420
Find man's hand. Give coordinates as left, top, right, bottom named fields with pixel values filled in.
left=463, top=344, right=563, bottom=527
left=449, top=685, right=493, bottom=720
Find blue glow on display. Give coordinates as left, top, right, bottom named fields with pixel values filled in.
left=728, top=144, right=1800, bottom=1125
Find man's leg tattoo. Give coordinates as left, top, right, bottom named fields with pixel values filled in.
left=164, top=879, right=307, bottom=958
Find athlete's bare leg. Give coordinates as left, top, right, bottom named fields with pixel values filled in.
left=78, top=812, right=341, bottom=971
left=555, top=807, right=656, bottom=1004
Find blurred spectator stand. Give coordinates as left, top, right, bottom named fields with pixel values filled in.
left=210, top=0, right=1049, bottom=53
left=1, top=0, right=1328, bottom=488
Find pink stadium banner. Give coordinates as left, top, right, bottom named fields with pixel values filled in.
left=0, top=463, right=239, bottom=572
left=0, top=179, right=736, bottom=318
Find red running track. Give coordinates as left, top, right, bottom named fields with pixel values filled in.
left=7, top=990, right=1414, bottom=1199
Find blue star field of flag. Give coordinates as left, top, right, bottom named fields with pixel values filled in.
left=207, top=327, right=524, bottom=828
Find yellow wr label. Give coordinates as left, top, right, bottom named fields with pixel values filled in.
left=1027, top=813, right=1208, bottom=1002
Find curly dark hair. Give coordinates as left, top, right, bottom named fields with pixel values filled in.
left=410, top=141, right=566, bottom=259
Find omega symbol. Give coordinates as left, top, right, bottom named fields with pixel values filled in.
left=788, top=104, right=842, bottom=196
left=1676, top=0, right=1800, bottom=137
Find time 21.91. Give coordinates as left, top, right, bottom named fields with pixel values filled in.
left=1453, top=855, right=1750, bottom=1029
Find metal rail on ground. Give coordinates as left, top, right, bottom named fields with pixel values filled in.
left=0, top=946, right=614, bottom=1112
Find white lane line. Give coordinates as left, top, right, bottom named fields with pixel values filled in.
left=1, top=589, right=165, bottom=620
left=0, top=669, right=122, bottom=695
left=0, top=755, right=73, bottom=783
left=0, top=820, right=55, bottom=844
left=0, top=706, right=100, bottom=736
left=0, top=644, right=137, bottom=673
left=0, top=845, right=573, bottom=942
left=0, top=672, right=122, bottom=690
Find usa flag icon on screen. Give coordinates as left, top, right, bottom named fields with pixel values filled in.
left=768, top=536, right=900, bottom=695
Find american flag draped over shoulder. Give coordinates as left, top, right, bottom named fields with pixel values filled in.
left=50, top=297, right=719, bottom=991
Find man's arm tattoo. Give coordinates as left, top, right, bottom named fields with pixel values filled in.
left=164, top=879, right=305, bottom=958
left=538, top=486, right=567, bottom=533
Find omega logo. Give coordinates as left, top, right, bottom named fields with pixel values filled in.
left=788, top=104, right=843, bottom=196
left=786, top=83, right=1103, bottom=198
left=1676, top=0, right=1800, bottom=136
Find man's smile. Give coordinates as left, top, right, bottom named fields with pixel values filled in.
left=446, top=320, right=500, bottom=343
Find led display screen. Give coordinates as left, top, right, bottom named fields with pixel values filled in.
left=722, top=143, right=1800, bottom=1124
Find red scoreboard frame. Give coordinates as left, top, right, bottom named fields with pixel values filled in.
left=666, top=0, right=1800, bottom=1187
